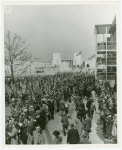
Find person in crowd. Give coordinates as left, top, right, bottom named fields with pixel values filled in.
left=35, top=108, right=40, bottom=127
left=68, top=99, right=74, bottom=118
left=105, top=112, right=113, bottom=140
left=33, top=125, right=45, bottom=144
left=64, top=100, right=69, bottom=115
left=91, top=90, right=96, bottom=101
left=83, top=113, right=91, bottom=138
left=52, top=130, right=62, bottom=144
left=100, top=107, right=107, bottom=135
left=112, top=114, right=117, bottom=143
left=67, top=123, right=80, bottom=144
left=21, top=119, right=28, bottom=144
left=42, top=102, right=49, bottom=124
left=90, top=100, right=96, bottom=119
left=6, top=118, right=13, bottom=144
left=7, top=123, right=18, bottom=144
left=59, top=99, right=65, bottom=117
left=49, top=99, right=54, bottom=120
left=40, top=106, right=46, bottom=130
left=79, top=133, right=91, bottom=144
left=75, top=113, right=83, bottom=135
left=29, top=106, right=35, bottom=120
left=27, top=116, right=36, bottom=135
left=54, top=97, right=58, bottom=113
left=5, top=73, right=117, bottom=144
left=78, top=99, right=86, bottom=121
left=86, top=98, right=92, bottom=114
left=61, top=113, right=69, bottom=136
left=74, top=94, right=80, bottom=111
left=27, top=132, right=34, bottom=144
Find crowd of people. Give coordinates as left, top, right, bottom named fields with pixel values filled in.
left=97, top=81, right=117, bottom=142
left=5, top=72, right=117, bottom=144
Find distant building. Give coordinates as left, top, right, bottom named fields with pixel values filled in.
left=52, top=53, right=61, bottom=67
left=84, top=60, right=95, bottom=73
left=52, top=52, right=83, bottom=67
left=5, top=52, right=83, bottom=76
left=32, top=61, right=51, bottom=74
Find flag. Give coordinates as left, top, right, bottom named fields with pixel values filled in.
left=76, top=51, right=82, bottom=56
left=88, top=54, right=95, bottom=60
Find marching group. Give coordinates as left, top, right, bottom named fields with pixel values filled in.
left=5, top=72, right=117, bottom=144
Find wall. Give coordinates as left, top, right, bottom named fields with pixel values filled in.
left=52, top=53, right=61, bottom=66
left=110, top=30, right=116, bottom=42
left=85, top=61, right=95, bottom=70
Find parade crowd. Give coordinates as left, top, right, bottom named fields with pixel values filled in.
left=5, top=72, right=117, bottom=144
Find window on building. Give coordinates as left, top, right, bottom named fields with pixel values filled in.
left=87, top=64, right=89, bottom=68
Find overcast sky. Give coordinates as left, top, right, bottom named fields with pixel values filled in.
left=4, top=4, right=117, bottom=62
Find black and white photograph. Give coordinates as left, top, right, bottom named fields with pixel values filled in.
left=2, top=1, right=121, bottom=146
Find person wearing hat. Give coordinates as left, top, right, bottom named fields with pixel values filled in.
left=20, top=119, right=28, bottom=144
left=61, top=112, right=69, bottom=136
left=86, top=98, right=92, bottom=114
left=90, top=99, right=96, bottom=119
left=35, top=109, right=40, bottom=127
left=6, top=118, right=13, bottom=144
left=74, top=93, right=80, bottom=111
left=59, top=99, right=65, bottom=117
left=79, top=133, right=91, bottom=144
left=8, top=123, right=18, bottom=144
left=53, top=97, right=58, bottom=113
left=48, top=99, right=54, bottom=120
left=33, top=126, right=45, bottom=144
left=67, top=99, right=74, bottom=118
left=105, top=112, right=113, bottom=139
left=111, top=114, right=117, bottom=142
left=83, top=113, right=91, bottom=138
left=100, top=107, right=107, bottom=134
left=11, top=98, right=15, bottom=109
left=42, top=103, right=49, bottom=124
left=79, top=99, right=86, bottom=120
left=27, top=116, right=36, bottom=136
left=52, top=130, right=62, bottom=144
left=75, top=113, right=83, bottom=135
left=108, top=99, right=114, bottom=115
left=40, top=106, right=46, bottom=130
left=27, top=131, right=34, bottom=144
left=67, top=123, right=80, bottom=144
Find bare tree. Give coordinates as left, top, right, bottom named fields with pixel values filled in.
left=4, top=31, right=31, bottom=81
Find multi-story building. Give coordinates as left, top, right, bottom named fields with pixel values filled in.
left=84, top=54, right=96, bottom=73
left=94, top=16, right=116, bottom=84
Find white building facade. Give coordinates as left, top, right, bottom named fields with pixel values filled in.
left=84, top=60, right=95, bottom=73
left=52, top=52, right=83, bottom=67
